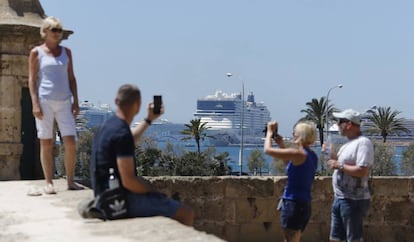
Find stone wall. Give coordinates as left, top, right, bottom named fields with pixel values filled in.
left=148, top=176, right=414, bottom=242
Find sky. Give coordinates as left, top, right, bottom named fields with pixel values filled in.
left=39, top=0, right=414, bottom=135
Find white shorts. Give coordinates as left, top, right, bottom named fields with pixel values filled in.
left=35, top=98, right=76, bottom=139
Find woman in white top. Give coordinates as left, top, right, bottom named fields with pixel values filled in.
left=28, top=16, right=83, bottom=194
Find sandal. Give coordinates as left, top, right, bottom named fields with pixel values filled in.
left=43, top=184, right=57, bottom=195
left=68, top=183, right=85, bottom=191
left=27, top=186, right=42, bottom=196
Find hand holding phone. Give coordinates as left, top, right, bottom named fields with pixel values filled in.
left=153, top=95, right=162, bottom=114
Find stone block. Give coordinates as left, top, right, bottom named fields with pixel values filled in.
left=238, top=222, right=282, bottom=242
left=312, top=176, right=334, bottom=201
left=195, top=197, right=227, bottom=221
left=224, top=199, right=236, bottom=223
left=149, top=176, right=226, bottom=199
left=235, top=197, right=278, bottom=222
left=0, top=108, right=21, bottom=142
left=0, top=154, right=21, bottom=180
left=272, top=176, right=286, bottom=196
left=194, top=221, right=225, bottom=240
left=311, top=199, right=333, bottom=222
left=223, top=224, right=240, bottom=242
left=0, top=54, right=27, bottom=76
left=383, top=200, right=414, bottom=225
left=0, top=75, right=21, bottom=107
left=371, top=177, right=409, bottom=197
left=301, top=222, right=327, bottom=242
left=364, top=224, right=414, bottom=242
left=225, top=177, right=274, bottom=198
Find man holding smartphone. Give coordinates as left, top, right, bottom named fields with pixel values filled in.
left=89, top=84, right=194, bottom=225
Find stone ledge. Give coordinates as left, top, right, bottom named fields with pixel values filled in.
left=0, top=179, right=224, bottom=242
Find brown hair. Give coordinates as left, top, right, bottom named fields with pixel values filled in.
left=115, top=84, right=141, bottom=108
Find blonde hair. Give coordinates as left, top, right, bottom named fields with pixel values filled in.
left=40, top=16, right=63, bottom=38
left=293, top=121, right=317, bottom=146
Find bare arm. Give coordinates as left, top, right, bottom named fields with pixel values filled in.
left=263, top=121, right=306, bottom=166
left=28, top=48, right=42, bottom=119
left=117, top=156, right=154, bottom=194
left=327, top=160, right=369, bottom=177
left=65, top=47, right=79, bottom=116
left=131, top=102, right=163, bottom=144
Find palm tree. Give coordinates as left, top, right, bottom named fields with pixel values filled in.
left=181, top=119, right=214, bottom=154
left=300, top=97, right=338, bottom=145
left=365, top=106, right=409, bottom=143
left=247, top=149, right=266, bottom=175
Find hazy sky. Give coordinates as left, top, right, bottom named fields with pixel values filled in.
left=39, top=0, right=414, bottom=135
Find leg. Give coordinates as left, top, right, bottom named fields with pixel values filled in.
left=282, top=228, right=302, bottom=242
left=342, top=199, right=370, bottom=242
left=279, top=199, right=306, bottom=242
left=173, top=203, right=194, bottom=226
left=35, top=99, right=56, bottom=194
left=62, top=135, right=83, bottom=190
left=54, top=99, right=82, bottom=190
left=330, top=197, right=346, bottom=242
left=40, top=139, right=56, bottom=194
left=126, top=192, right=193, bottom=226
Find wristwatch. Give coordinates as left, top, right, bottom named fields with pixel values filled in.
left=144, top=118, right=152, bottom=125
left=339, top=164, right=344, bottom=172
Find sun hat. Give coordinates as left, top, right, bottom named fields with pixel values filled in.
left=332, top=109, right=361, bottom=125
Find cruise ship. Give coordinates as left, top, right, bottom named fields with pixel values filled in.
left=77, top=101, right=114, bottom=130
left=194, top=90, right=272, bottom=145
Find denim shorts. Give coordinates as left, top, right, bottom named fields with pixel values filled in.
left=330, top=197, right=370, bottom=241
left=279, top=199, right=312, bottom=231
left=126, top=192, right=180, bottom=218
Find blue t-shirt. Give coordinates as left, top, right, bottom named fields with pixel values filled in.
left=282, top=147, right=318, bottom=202
left=90, top=115, right=135, bottom=196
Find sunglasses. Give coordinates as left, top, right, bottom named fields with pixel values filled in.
left=50, top=28, right=63, bottom=33
left=338, top=119, right=350, bottom=124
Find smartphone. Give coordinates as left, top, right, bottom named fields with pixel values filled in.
left=153, top=95, right=162, bottom=114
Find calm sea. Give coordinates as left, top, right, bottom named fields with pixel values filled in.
left=157, top=142, right=407, bottom=175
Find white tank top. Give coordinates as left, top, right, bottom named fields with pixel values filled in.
left=37, top=46, right=72, bottom=100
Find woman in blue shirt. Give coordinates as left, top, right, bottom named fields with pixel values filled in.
left=264, top=121, right=318, bottom=242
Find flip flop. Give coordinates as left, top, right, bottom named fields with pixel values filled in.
left=68, top=183, right=85, bottom=190
left=27, top=186, right=42, bottom=196
left=43, top=184, right=57, bottom=195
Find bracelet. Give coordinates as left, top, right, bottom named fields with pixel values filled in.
left=144, top=118, right=152, bottom=125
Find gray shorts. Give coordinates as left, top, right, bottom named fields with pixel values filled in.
left=126, top=192, right=180, bottom=218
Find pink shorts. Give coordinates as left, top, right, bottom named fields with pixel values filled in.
left=35, top=98, right=76, bottom=139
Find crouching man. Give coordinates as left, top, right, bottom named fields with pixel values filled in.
left=90, top=84, right=193, bottom=226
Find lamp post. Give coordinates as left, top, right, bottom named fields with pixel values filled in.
left=226, top=73, right=244, bottom=176
left=325, top=84, right=343, bottom=142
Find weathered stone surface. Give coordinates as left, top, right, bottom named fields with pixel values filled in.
left=225, top=176, right=274, bottom=198
left=0, top=179, right=225, bottom=242
left=1, top=177, right=414, bottom=241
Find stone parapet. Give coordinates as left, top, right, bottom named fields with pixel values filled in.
left=147, top=176, right=414, bottom=242
left=1, top=177, right=413, bottom=241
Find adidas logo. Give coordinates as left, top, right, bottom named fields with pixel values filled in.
left=109, top=199, right=127, bottom=216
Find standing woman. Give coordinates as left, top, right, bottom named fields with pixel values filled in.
left=264, top=121, right=318, bottom=242
left=28, top=16, right=83, bottom=194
